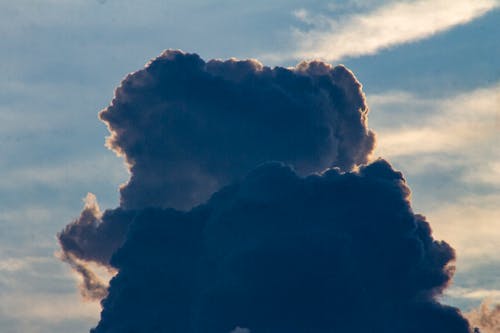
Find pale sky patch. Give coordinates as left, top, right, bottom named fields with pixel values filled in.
left=289, top=0, right=499, bottom=62
left=0, top=292, right=100, bottom=323
left=0, top=154, right=128, bottom=191
left=0, top=257, right=51, bottom=273
left=0, top=251, right=101, bottom=331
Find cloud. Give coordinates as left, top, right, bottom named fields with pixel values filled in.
left=367, top=84, right=500, bottom=310
left=91, top=161, right=472, bottom=332
left=55, top=50, right=485, bottom=331
left=463, top=162, right=500, bottom=187
left=58, top=193, right=135, bottom=266
left=0, top=291, right=100, bottom=328
left=58, top=252, right=109, bottom=301
left=58, top=50, right=376, bottom=283
left=0, top=252, right=101, bottom=332
left=465, top=300, right=500, bottom=333
left=101, top=50, right=375, bottom=210
left=288, top=0, right=498, bottom=62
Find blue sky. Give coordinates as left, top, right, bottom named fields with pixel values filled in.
left=0, top=1, right=499, bottom=332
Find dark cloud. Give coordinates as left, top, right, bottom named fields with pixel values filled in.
left=58, top=50, right=375, bottom=270
left=58, top=193, right=136, bottom=265
left=101, top=50, right=375, bottom=210
left=57, top=51, right=474, bottom=332
left=59, top=252, right=108, bottom=301
left=91, top=161, right=472, bottom=333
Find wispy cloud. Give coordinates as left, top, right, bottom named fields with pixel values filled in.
left=0, top=257, right=51, bottom=273
left=0, top=254, right=100, bottom=332
left=371, top=83, right=500, bottom=161
left=447, top=288, right=500, bottom=302
left=289, top=0, right=499, bottom=62
left=427, top=194, right=500, bottom=266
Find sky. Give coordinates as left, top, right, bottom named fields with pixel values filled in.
left=0, top=0, right=499, bottom=332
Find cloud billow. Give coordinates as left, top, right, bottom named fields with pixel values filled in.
left=101, top=50, right=375, bottom=210
left=56, top=50, right=477, bottom=332
left=58, top=50, right=375, bottom=268
left=92, top=161, right=471, bottom=333
left=58, top=194, right=136, bottom=266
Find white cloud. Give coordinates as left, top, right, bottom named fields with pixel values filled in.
left=462, top=161, right=500, bottom=186
left=290, top=0, right=499, bottom=62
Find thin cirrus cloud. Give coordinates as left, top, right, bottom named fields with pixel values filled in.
left=289, top=0, right=499, bottom=62
left=370, top=83, right=500, bottom=161
left=449, top=288, right=500, bottom=303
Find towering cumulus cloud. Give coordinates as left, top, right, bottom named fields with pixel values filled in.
left=58, top=50, right=476, bottom=332
left=92, top=161, right=472, bottom=333
left=59, top=50, right=375, bottom=267
left=102, top=50, right=375, bottom=210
